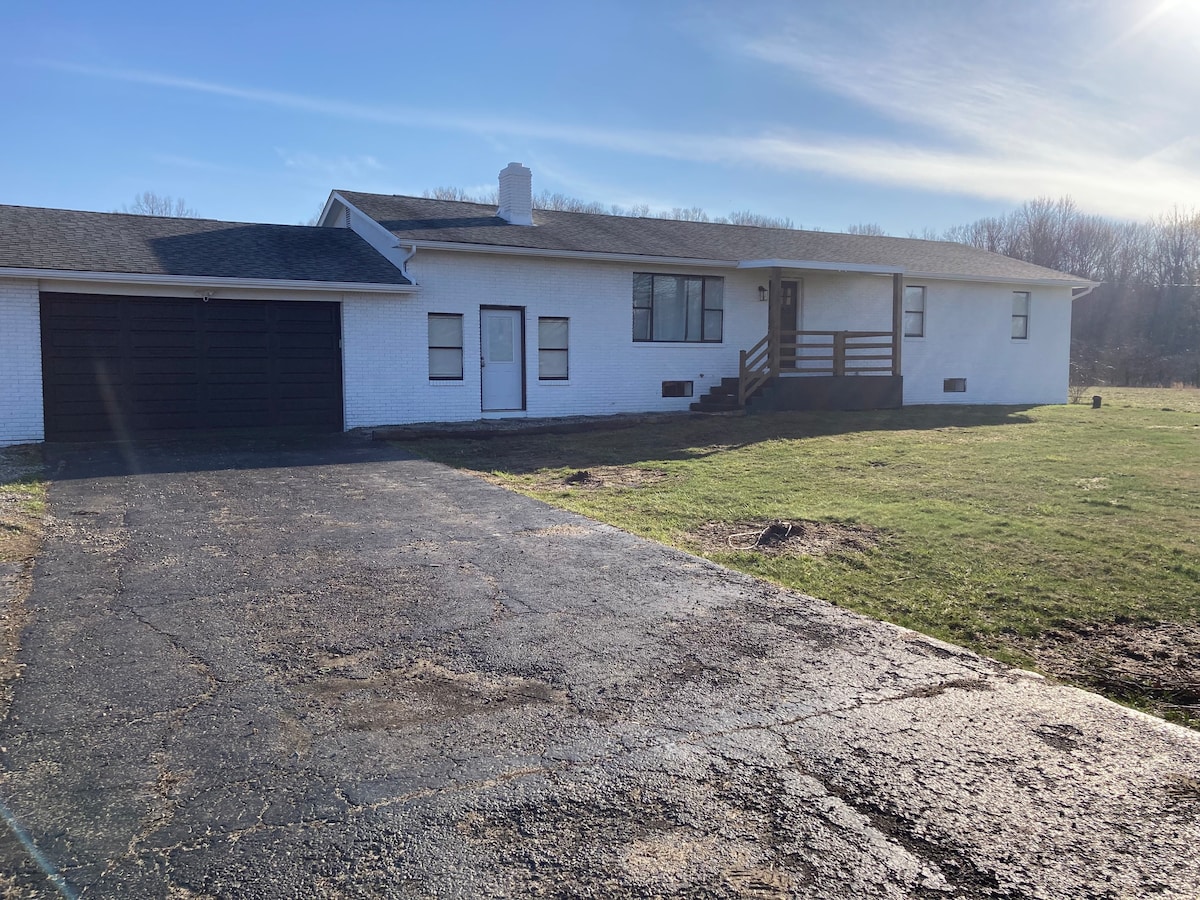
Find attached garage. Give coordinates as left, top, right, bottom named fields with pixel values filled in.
left=40, top=293, right=343, bottom=441
left=0, top=204, right=415, bottom=446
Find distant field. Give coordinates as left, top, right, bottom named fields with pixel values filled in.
left=407, top=387, right=1200, bottom=725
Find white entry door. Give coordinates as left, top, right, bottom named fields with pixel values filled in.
left=480, top=308, right=525, bottom=411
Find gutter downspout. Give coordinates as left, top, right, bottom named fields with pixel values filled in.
left=396, top=244, right=418, bottom=283
left=1071, top=284, right=1101, bottom=300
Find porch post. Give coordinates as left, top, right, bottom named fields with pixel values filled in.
left=769, top=266, right=783, bottom=375
left=892, top=272, right=903, bottom=377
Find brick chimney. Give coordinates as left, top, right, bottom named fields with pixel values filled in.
left=496, top=162, right=533, bottom=226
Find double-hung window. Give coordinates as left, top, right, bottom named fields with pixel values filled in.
left=1012, top=292, right=1030, bottom=340
left=633, top=274, right=723, bottom=342
left=903, top=285, right=926, bottom=337
left=538, top=317, right=569, bottom=380
left=428, top=313, right=464, bottom=380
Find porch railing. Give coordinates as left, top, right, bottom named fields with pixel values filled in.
left=738, top=330, right=895, bottom=406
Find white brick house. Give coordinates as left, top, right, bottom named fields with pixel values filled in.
left=0, top=163, right=1094, bottom=445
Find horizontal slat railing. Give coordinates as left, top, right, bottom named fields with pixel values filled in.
left=780, top=331, right=894, bottom=377
left=737, top=330, right=896, bottom=407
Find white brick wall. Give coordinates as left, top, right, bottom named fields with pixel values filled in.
left=0, top=279, right=44, bottom=445
left=342, top=252, right=767, bottom=428
left=341, top=254, right=1074, bottom=429
left=900, top=280, right=1072, bottom=405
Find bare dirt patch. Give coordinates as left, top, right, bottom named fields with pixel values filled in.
left=692, top=519, right=881, bottom=556
left=532, top=466, right=671, bottom=491
left=0, top=446, right=45, bottom=722
left=1025, top=620, right=1200, bottom=725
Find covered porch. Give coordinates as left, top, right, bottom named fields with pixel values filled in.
left=703, top=263, right=905, bottom=412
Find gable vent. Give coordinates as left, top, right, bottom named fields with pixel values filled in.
left=343, top=208, right=352, bottom=228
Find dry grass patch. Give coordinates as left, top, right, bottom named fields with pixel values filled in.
left=1026, top=620, right=1200, bottom=726
left=0, top=445, right=45, bottom=720
left=477, top=465, right=671, bottom=492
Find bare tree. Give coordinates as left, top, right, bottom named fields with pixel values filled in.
left=907, top=227, right=943, bottom=240
left=300, top=205, right=325, bottom=226
left=419, top=184, right=802, bottom=229
left=846, top=223, right=886, bottom=236
left=121, top=191, right=198, bottom=217
left=658, top=206, right=711, bottom=223
left=946, top=196, right=1200, bottom=387
left=534, top=192, right=608, bottom=214
left=725, top=210, right=796, bottom=229
left=423, top=186, right=478, bottom=202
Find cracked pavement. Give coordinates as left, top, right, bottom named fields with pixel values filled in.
left=1, top=434, right=1198, bottom=898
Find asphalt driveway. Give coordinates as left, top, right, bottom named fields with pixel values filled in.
left=1, top=434, right=1198, bottom=898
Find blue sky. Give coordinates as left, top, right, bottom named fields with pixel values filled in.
left=3, top=0, right=1198, bottom=235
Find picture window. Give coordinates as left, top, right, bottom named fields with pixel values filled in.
left=634, top=274, right=723, bottom=343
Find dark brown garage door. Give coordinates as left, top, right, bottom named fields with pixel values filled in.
left=41, top=293, right=343, bottom=441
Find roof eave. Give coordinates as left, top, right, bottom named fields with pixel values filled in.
left=0, top=267, right=416, bottom=294
left=395, top=239, right=737, bottom=269
left=387, top=242, right=1089, bottom=286
left=904, top=270, right=1097, bottom=288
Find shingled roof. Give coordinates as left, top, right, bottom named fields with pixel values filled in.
left=337, top=192, right=1090, bottom=286
left=0, top=204, right=411, bottom=286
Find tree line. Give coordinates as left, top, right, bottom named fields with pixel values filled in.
left=944, top=198, right=1200, bottom=388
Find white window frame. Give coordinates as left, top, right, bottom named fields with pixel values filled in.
left=903, top=285, right=926, bottom=338
left=1012, top=292, right=1030, bottom=341
left=428, top=313, right=464, bottom=380
left=538, top=316, right=569, bottom=381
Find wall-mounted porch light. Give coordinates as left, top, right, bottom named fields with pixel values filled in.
left=757, top=285, right=768, bottom=302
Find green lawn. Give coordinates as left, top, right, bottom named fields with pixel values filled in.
left=406, top=388, right=1199, bottom=722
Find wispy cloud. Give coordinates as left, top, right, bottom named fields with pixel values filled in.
left=724, top=0, right=1200, bottom=217
left=276, top=150, right=385, bottom=183
left=37, top=27, right=1200, bottom=222
left=36, top=60, right=663, bottom=154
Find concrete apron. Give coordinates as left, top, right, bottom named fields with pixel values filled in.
left=1, top=437, right=1198, bottom=898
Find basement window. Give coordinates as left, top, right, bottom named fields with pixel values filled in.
left=943, top=378, right=967, bottom=393
left=662, top=380, right=694, bottom=398
left=428, top=314, right=464, bottom=380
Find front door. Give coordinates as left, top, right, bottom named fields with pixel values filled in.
left=780, top=280, right=801, bottom=368
left=480, top=307, right=525, bottom=411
